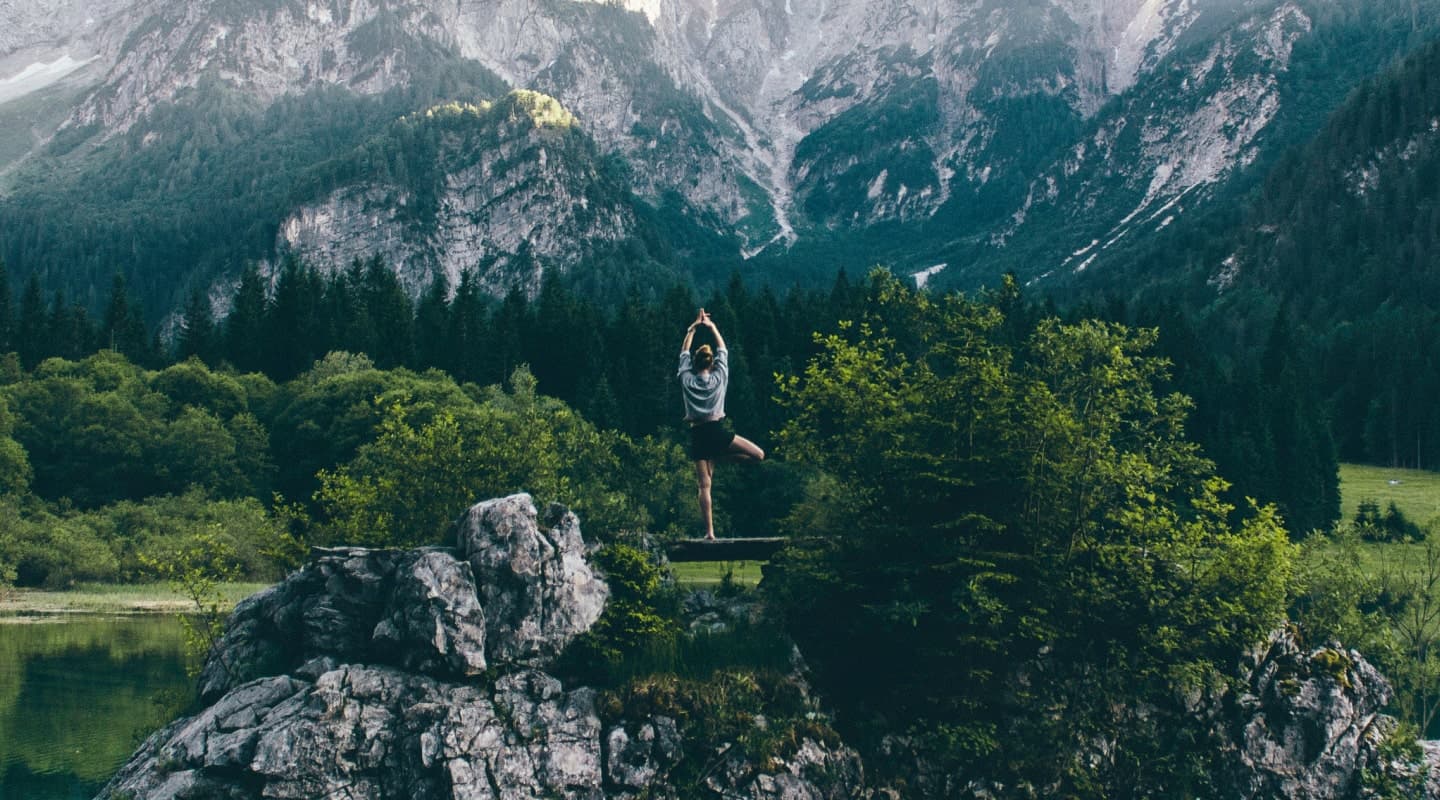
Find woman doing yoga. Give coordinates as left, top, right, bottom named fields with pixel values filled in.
left=678, top=309, right=765, bottom=540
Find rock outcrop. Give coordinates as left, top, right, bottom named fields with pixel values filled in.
left=1210, top=628, right=1424, bottom=798
left=99, top=493, right=864, bottom=800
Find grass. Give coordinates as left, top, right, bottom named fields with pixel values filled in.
left=0, top=581, right=271, bottom=618
left=1304, top=464, right=1440, bottom=583
left=670, top=560, right=765, bottom=588
left=1339, top=463, right=1440, bottom=526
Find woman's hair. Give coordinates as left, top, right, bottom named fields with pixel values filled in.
left=694, top=344, right=714, bottom=370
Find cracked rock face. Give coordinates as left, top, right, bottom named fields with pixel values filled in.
left=195, top=493, right=604, bottom=703
left=457, top=495, right=609, bottom=668
left=1212, top=629, right=1411, bottom=799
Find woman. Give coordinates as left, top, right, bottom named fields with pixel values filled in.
left=679, top=309, right=765, bottom=540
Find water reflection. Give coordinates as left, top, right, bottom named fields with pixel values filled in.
left=0, top=616, right=189, bottom=800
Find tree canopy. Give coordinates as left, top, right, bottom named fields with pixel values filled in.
left=766, top=270, right=1293, bottom=793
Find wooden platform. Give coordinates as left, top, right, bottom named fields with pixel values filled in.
left=666, top=537, right=788, bottom=562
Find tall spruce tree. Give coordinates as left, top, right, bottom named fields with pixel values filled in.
left=225, top=263, right=268, bottom=373
left=0, top=259, right=12, bottom=354
left=263, top=254, right=323, bottom=379
left=414, top=272, right=451, bottom=371
left=101, top=273, right=151, bottom=364
left=361, top=255, right=414, bottom=369
left=17, top=274, right=45, bottom=369
left=446, top=269, right=487, bottom=382
left=177, top=285, right=219, bottom=364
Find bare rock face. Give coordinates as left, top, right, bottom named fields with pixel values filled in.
left=105, top=666, right=605, bottom=800
left=100, top=493, right=864, bottom=800
left=456, top=495, right=609, bottom=668
left=1211, top=628, right=1423, bottom=799
left=195, top=546, right=489, bottom=702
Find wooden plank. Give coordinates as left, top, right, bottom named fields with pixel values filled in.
left=666, top=537, right=788, bottom=562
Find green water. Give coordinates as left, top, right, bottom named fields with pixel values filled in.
left=0, top=616, right=189, bottom=800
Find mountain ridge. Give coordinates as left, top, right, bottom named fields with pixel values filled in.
left=0, top=0, right=1437, bottom=316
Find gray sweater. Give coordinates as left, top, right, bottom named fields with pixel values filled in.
left=678, top=348, right=728, bottom=422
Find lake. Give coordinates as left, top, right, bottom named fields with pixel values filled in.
left=0, top=615, right=190, bottom=800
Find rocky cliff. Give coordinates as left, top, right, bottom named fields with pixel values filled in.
left=275, top=91, right=641, bottom=299
left=97, top=493, right=865, bottom=800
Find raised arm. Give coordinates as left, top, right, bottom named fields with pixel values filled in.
left=681, top=309, right=706, bottom=351
left=702, top=314, right=727, bottom=352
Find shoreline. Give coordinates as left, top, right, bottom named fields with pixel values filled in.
left=0, top=582, right=271, bottom=620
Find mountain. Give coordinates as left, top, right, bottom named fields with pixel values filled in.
left=1182, top=36, right=1440, bottom=470
left=0, top=0, right=1437, bottom=315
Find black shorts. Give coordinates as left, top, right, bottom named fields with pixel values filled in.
left=688, top=419, right=736, bottom=460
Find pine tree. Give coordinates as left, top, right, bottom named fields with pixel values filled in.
left=414, top=272, right=451, bottom=370
left=446, top=269, right=487, bottom=382
left=100, top=273, right=151, bottom=363
left=361, top=254, right=414, bottom=369
left=0, top=259, right=12, bottom=353
left=47, top=289, right=89, bottom=360
left=177, top=285, right=218, bottom=364
left=263, top=254, right=323, bottom=379
left=17, top=273, right=45, bottom=369
left=225, top=263, right=268, bottom=374
left=486, top=287, right=528, bottom=386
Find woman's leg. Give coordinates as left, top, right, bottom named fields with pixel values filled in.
left=723, top=435, right=765, bottom=462
left=695, top=459, right=715, bottom=539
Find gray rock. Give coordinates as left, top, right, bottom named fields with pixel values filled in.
left=1214, top=629, right=1403, bottom=798
left=682, top=588, right=760, bottom=634
left=456, top=495, right=608, bottom=667
left=606, top=716, right=681, bottom=790
left=374, top=550, right=488, bottom=677
left=705, top=736, right=866, bottom=800
left=102, top=663, right=864, bottom=800
left=100, top=495, right=867, bottom=800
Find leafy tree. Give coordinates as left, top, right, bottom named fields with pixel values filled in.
left=0, top=396, right=31, bottom=497
left=766, top=270, right=1293, bottom=793
left=314, top=365, right=671, bottom=546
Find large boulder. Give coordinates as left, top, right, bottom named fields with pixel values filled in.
left=1211, top=628, right=1418, bottom=798
left=102, top=494, right=865, bottom=800
left=197, top=493, right=604, bottom=700
left=196, top=547, right=488, bottom=701
left=105, top=666, right=601, bottom=800
left=456, top=495, right=608, bottom=667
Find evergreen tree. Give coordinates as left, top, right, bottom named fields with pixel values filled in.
left=0, top=259, right=12, bottom=353
left=486, top=288, right=528, bottom=386
left=17, top=274, right=46, bottom=369
left=414, top=272, right=451, bottom=371
left=446, top=269, right=487, bottom=382
left=225, top=264, right=268, bottom=374
left=361, top=254, right=414, bottom=369
left=177, top=286, right=218, bottom=364
left=47, top=289, right=90, bottom=361
left=263, top=254, right=323, bottom=379
left=100, top=273, right=151, bottom=363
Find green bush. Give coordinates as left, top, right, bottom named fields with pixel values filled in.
left=1354, top=498, right=1424, bottom=542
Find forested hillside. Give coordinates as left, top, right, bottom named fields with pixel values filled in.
left=1082, top=35, right=1440, bottom=473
